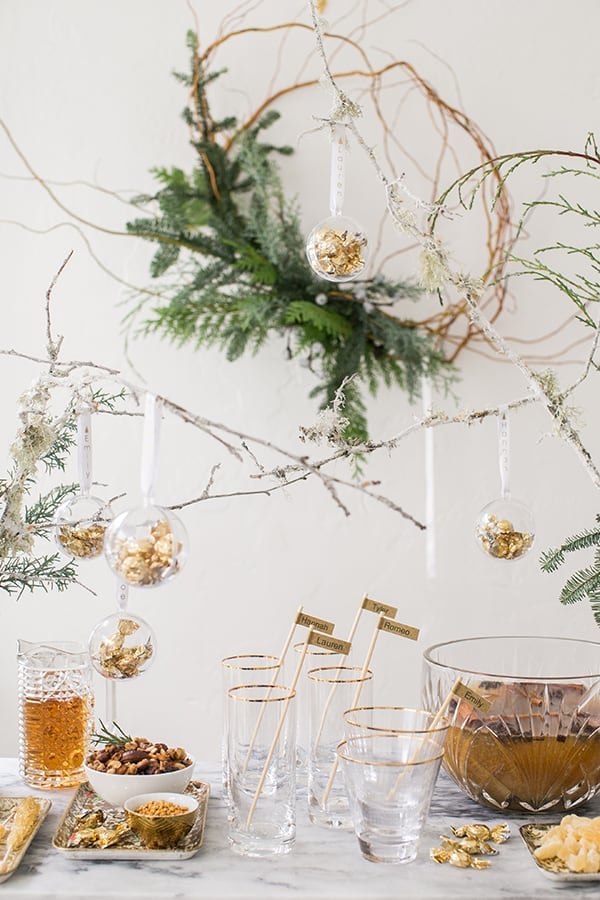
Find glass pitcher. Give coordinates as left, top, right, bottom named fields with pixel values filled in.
left=17, top=640, right=94, bottom=788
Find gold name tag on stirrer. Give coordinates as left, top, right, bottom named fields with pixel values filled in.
left=307, top=632, right=352, bottom=656
left=453, top=681, right=492, bottom=714
left=377, top=616, right=420, bottom=641
left=296, top=612, right=335, bottom=635
left=362, top=597, right=398, bottom=618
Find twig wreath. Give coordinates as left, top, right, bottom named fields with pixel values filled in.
left=122, top=19, right=513, bottom=442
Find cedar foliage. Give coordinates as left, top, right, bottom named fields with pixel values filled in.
left=126, top=32, right=453, bottom=442
left=0, top=389, right=126, bottom=597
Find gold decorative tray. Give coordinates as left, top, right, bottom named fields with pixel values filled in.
left=0, top=797, right=52, bottom=883
left=53, top=780, right=209, bottom=860
left=520, top=823, right=600, bottom=882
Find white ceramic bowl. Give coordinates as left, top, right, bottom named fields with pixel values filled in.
left=84, top=759, right=194, bottom=807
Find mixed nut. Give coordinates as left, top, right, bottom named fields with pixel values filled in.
left=134, top=800, right=189, bottom=817
left=86, top=738, right=192, bottom=776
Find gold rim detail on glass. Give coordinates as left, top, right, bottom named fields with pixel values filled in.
left=227, top=683, right=296, bottom=703
left=221, top=654, right=280, bottom=671
left=343, top=706, right=449, bottom=735
left=336, top=736, right=444, bottom=768
left=292, top=641, right=339, bottom=656
left=307, top=665, right=373, bottom=684
left=423, top=635, right=600, bottom=681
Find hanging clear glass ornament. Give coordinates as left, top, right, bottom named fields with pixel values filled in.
left=475, top=408, right=535, bottom=560
left=103, top=394, right=189, bottom=587
left=306, top=125, right=368, bottom=282
left=55, top=410, right=110, bottom=559
left=89, top=582, right=156, bottom=681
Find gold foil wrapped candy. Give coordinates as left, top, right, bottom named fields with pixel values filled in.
left=116, top=519, right=176, bottom=586
left=103, top=505, right=188, bottom=588
left=67, top=821, right=130, bottom=849
left=431, top=822, right=510, bottom=869
left=306, top=215, right=368, bottom=282
left=475, top=499, right=535, bottom=561
left=89, top=613, right=155, bottom=680
left=452, top=822, right=510, bottom=844
left=430, top=843, right=491, bottom=869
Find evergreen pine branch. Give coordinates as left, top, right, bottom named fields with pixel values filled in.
left=283, top=301, right=353, bottom=339
left=0, top=554, right=77, bottom=597
left=224, top=239, right=278, bottom=286
left=539, top=545, right=566, bottom=573
left=25, top=483, right=78, bottom=533
left=540, top=517, right=600, bottom=573
left=559, top=566, right=600, bottom=607
left=542, top=516, right=600, bottom=621
left=90, top=387, right=128, bottom=411
left=590, top=591, right=600, bottom=628
left=41, top=416, right=77, bottom=473
left=40, top=388, right=127, bottom=474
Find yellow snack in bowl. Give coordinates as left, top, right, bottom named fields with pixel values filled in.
left=534, top=815, right=600, bottom=873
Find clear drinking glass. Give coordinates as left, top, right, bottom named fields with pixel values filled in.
left=343, top=706, right=448, bottom=755
left=291, top=641, right=342, bottom=775
left=221, top=654, right=280, bottom=804
left=338, top=731, right=447, bottom=864
left=17, top=640, right=94, bottom=788
left=226, top=683, right=296, bottom=857
left=307, top=665, right=373, bottom=829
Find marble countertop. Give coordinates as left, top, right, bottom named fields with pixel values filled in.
left=1, top=758, right=599, bottom=899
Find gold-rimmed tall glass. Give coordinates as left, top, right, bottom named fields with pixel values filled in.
left=291, top=641, right=342, bottom=775
left=307, top=665, right=373, bottom=829
left=226, top=683, right=297, bottom=857
left=221, top=654, right=280, bottom=803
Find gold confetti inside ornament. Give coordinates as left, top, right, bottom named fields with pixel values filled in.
left=103, top=394, right=189, bottom=587
left=476, top=499, right=535, bottom=561
left=89, top=612, right=155, bottom=679
left=103, top=506, right=188, bottom=588
left=306, top=215, right=368, bottom=282
left=306, top=126, right=368, bottom=282
left=56, top=498, right=110, bottom=559
left=476, top=408, right=535, bottom=560
left=55, top=410, right=111, bottom=559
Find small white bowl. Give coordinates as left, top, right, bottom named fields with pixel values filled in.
left=84, top=759, right=194, bottom=807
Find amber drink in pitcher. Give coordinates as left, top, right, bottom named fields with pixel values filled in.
left=18, top=640, right=94, bottom=788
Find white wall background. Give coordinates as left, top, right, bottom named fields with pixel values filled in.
left=0, top=0, right=599, bottom=761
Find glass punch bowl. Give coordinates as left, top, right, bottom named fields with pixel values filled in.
left=422, top=635, right=600, bottom=813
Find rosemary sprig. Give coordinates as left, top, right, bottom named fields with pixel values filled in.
left=90, top=720, right=133, bottom=746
